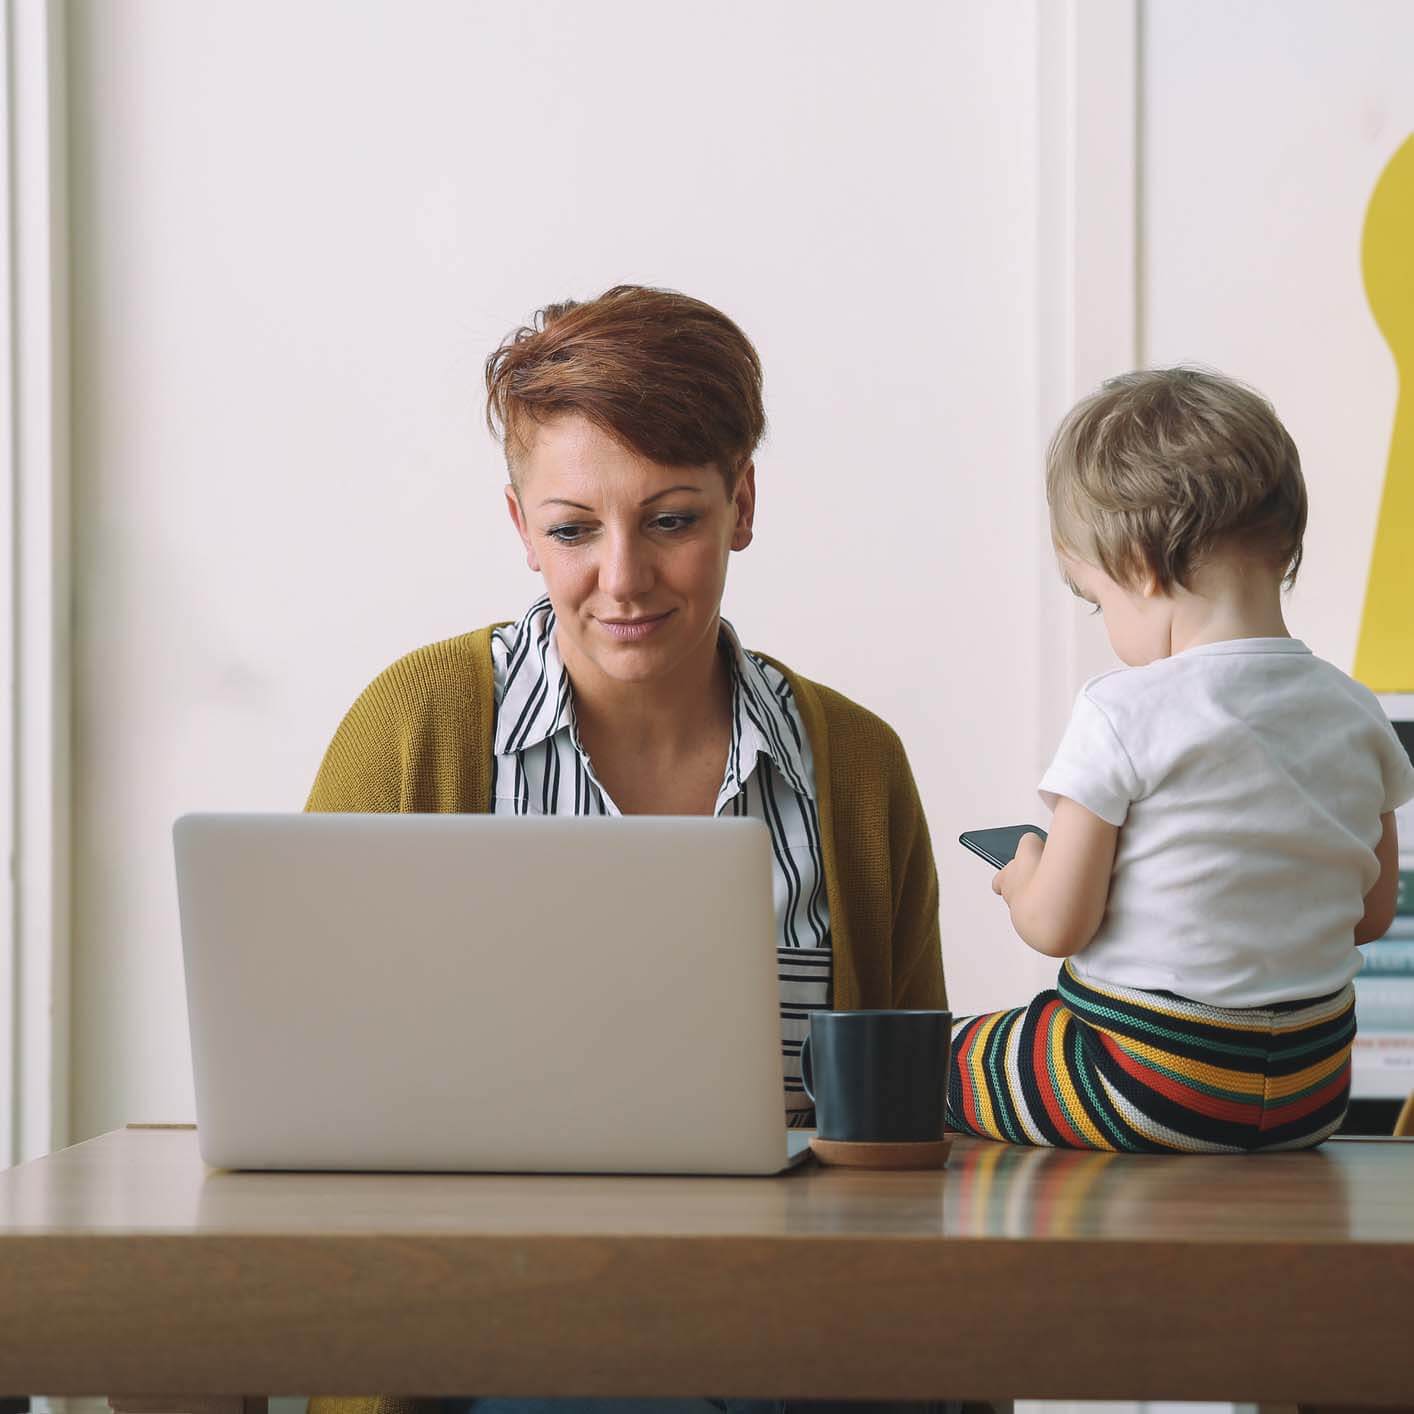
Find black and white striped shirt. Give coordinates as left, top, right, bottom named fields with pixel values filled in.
left=490, top=596, right=831, bottom=1124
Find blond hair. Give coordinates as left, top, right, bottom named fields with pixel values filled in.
left=1046, top=367, right=1307, bottom=591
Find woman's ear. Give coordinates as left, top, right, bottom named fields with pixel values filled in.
left=504, top=484, right=541, bottom=573
left=730, top=462, right=757, bottom=552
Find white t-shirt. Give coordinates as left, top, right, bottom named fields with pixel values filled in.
left=1038, top=638, right=1414, bottom=1008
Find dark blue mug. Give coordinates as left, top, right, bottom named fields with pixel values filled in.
left=800, top=1009, right=953, bottom=1143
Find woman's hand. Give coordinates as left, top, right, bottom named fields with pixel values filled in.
left=992, top=830, right=1044, bottom=903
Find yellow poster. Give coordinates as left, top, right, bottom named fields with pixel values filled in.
left=1357, top=133, right=1414, bottom=691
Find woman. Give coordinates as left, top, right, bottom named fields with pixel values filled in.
left=307, top=284, right=948, bottom=1414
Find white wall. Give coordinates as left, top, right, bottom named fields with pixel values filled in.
left=68, top=0, right=1058, bottom=1138
left=1141, top=0, right=1414, bottom=666
left=66, top=0, right=1414, bottom=1142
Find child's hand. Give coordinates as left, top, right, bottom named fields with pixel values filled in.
left=993, top=801, right=1116, bottom=958
left=992, top=830, right=1045, bottom=904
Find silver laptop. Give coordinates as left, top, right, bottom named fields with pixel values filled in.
left=174, top=813, right=812, bottom=1174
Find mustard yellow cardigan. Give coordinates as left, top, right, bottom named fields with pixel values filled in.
left=307, top=625, right=947, bottom=1015
left=305, top=626, right=946, bottom=1414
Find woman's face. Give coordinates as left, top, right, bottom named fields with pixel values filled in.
left=506, top=415, right=755, bottom=689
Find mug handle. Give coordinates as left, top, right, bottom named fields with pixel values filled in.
left=799, top=1031, right=816, bottom=1103
left=941, top=1019, right=954, bottom=1134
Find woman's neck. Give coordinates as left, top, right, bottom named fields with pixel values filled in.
left=558, top=620, right=734, bottom=760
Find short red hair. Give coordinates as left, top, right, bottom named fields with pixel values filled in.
left=485, top=284, right=765, bottom=483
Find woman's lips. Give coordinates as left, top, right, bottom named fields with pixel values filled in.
left=596, top=611, right=673, bottom=642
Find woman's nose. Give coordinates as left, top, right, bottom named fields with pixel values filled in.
left=598, top=531, right=655, bottom=602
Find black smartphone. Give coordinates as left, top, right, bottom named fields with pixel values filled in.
left=958, top=825, right=1048, bottom=869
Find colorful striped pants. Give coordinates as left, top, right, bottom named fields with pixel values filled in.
left=945, top=962, right=1355, bottom=1153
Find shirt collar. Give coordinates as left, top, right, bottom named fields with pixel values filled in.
left=720, top=618, right=815, bottom=801
left=493, top=596, right=576, bottom=756
left=1173, top=636, right=1312, bottom=660
left=494, top=597, right=815, bottom=802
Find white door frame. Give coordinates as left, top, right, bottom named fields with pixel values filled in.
left=1035, top=0, right=1140, bottom=764
left=1, top=0, right=71, bottom=1166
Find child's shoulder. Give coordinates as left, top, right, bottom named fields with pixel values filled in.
left=1297, top=655, right=1391, bottom=718
left=1076, top=656, right=1188, bottom=717
left=1080, top=641, right=1385, bottom=726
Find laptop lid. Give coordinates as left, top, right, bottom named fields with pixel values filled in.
left=174, top=813, right=797, bottom=1174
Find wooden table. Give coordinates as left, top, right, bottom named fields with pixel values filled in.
left=2, top=1127, right=1412, bottom=1406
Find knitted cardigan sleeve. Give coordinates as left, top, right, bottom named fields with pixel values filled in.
left=305, top=628, right=496, bottom=815
left=844, top=701, right=946, bottom=1011
left=884, top=730, right=947, bottom=1011
left=796, top=676, right=947, bottom=1013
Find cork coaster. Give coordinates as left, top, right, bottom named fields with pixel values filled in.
left=809, top=1136, right=952, bottom=1169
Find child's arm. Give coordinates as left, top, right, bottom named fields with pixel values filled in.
left=992, top=796, right=1118, bottom=957
left=1354, top=812, right=1401, bottom=946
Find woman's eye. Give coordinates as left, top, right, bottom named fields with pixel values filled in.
left=652, top=513, right=698, bottom=533
left=547, top=524, right=590, bottom=545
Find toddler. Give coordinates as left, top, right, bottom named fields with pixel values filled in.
left=946, top=368, right=1414, bottom=1152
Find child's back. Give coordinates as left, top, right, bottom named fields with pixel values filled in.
left=1045, top=638, right=1410, bottom=1007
